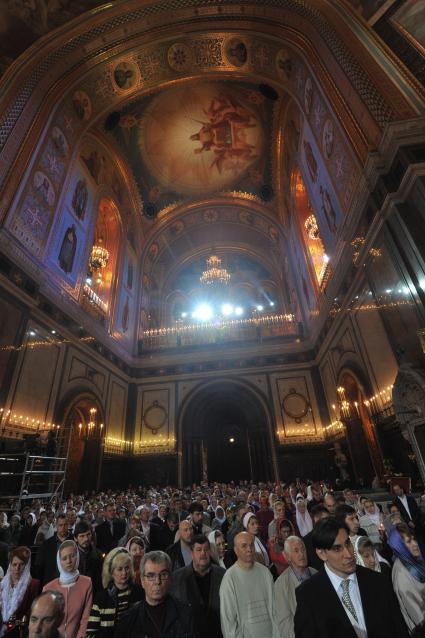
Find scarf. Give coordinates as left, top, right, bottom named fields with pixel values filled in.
left=388, top=528, right=425, bottom=583
left=354, top=536, right=381, bottom=573
left=242, top=513, right=270, bottom=567
left=365, top=505, right=381, bottom=528
left=0, top=555, right=32, bottom=627
left=295, top=502, right=313, bottom=537
left=57, top=540, right=80, bottom=585
left=214, top=507, right=226, bottom=525
left=207, top=531, right=226, bottom=569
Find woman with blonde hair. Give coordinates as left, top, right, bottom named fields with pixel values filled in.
left=43, top=539, right=92, bottom=638
left=86, top=547, right=143, bottom=637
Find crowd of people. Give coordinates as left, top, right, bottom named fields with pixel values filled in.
left=0, top=479, right=424, bottom=637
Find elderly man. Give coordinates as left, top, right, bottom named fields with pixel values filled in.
left=268, top=500, right=285, bottom=539
left=167, top=520, right=193, bottom=571
left=28, top=591, right=65, bottom=638
left=170, top=534, right=225, bottom=638
left=219, top=531, right=279, bottom=638
left=274, top=536, right=317, bottom=637
left=95, top=502, right=126, bottom=553
left=115, top=550, right=195, bottom=637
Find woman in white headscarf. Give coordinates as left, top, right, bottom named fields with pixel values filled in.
left=43, top=539, right=92, bottom=638
left=359, top=498, right=384, bottom=548
left=354, top=535, right=391, bottom=579
left=242, top=512, right=270, bottom=567
left=295, top=496, right=313, bottom=538
left=0, top=546, right=39, bottom=637
left=208, top=530, right=227, bottom=569
left=211, top=506, right=226, bottom=531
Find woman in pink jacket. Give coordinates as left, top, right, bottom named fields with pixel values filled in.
left=43, top=540, right=92, bottom=638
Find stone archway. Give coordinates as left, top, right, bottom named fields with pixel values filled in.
left=178, top=379, right=277, bottom=486
left=55, top=390, right=104, bottom=493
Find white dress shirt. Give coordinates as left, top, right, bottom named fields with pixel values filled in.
left=399, top=494, right=412, bottom=519
left=324, top=563, right=368, bottom=638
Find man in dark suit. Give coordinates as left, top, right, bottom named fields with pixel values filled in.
left=34, top=513, right=70, bottom=585
left=74, top=520, right=103, bottom=593
left=169, top=534, right=225, bottom=638
left=95, top=501, right=126, bottom=554
left=392, top=483, right=420, bottom=529
left=167, top=520, right=193, bottom=571
left=294, top=517, right=409, bottom=638
left=0, top=540, right=8, bottom=574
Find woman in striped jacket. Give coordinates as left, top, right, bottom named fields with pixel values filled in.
left=86, top=547, right=143, bottom=638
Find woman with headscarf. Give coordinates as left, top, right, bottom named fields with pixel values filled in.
left=43, top=539, right=92, bottom=638
left=295, top=496, right=313, bottom=538
left=0, top=546, right=39, bottom=637
left=34, top=511, right=54, bottom=546
left=86, top=547, right=143, bottom=637
left=359, top=498, right=384, bottom=549
left=208, top=530, right=229, bottom=569
left=125, top=536, right=145, bottom=586
left=354, top=535, right=391, bottom=581
left=268, top=518, right=294, bottom=576
left=242, top=512, right=270, bottom=567
left=388, top=523, right=425, bottom=635
left=211, top=506, right=226, bottom=531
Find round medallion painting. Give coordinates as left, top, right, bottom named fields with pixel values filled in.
left=137, top=83, right=265, bottom=196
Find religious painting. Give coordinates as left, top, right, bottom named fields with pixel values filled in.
left=81, top=148, right=105, bottom=184
left=58, top=225, right=77, bottom=274
left=322, top=119, right=334, bottom=159
left=72, top=90, right=92, bottom=121
left=112, top=60, right=139, bottom=91
left=225, top=38, right=248, bottom=67
left=110, top=81, right=272, bottom=206
left=303, top=141, right=318, bottom=183
left=71, top=178, right=88, bottom=220
left=33, top=171, right=55, bottom=207
left=390, top=1, right=425, bottom=54
left=51, top=126, right=69, bottom=158
left=276, top=48, right=292, bottom=80
left=304, top=78, right=313, bottom=115
left=346, top=0, right=396, bottom=25
left=122, top=296, right=129, bottom=332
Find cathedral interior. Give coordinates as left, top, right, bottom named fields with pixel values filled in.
left=1, top=0, right=425, bottom=492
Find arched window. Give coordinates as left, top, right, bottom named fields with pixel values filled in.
left=83, top=197, right=121, bottom=318
left=293, top=169, right=328, bottom=288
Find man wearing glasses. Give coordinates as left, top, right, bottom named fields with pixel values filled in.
left=115, top=550, right=196, bottom=637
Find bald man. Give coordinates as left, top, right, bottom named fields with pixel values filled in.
left=166, top=520, right=193, bottom=571
left=28, top=591, right=65, bottom=638
left=219, top=532, right=279, bottom=638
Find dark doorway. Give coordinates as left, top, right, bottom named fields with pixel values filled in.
left=180, top=382, right=274, bottom=485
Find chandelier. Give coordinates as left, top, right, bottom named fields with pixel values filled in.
left=200, top=255, right=231, bottom=286
left=304, top=215, right=320, bottom=240
left=89, top=243, right=109, bottom=271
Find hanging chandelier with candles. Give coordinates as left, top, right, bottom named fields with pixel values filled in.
left=89, top=242, right=109, bottom=271
left=200, top=255, right=231, bottom=286
left=304, top=215, right=320, bottom=240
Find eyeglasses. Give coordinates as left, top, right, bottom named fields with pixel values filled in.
left=143, top=571, right=170, bottom=582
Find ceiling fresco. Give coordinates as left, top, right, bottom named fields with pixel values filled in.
left=109, top=81, right=275, bottom=212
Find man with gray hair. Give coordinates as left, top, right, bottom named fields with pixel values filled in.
left=274, top=536, right=317, bottom=638
left=28, top=590, right=65, bottom=638
left=115, top=550, right=196, bottom=637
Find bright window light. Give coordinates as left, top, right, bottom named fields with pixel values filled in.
left=221, top=304, right=233, bottom=316
left=193, top=304, right=213, bottom=321
left=235, top=306, right=243, bottom=316
left=181, top=312, right=187, bottom=318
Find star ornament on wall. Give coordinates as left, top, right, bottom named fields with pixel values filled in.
left=25, top=206, right=43, bottom=228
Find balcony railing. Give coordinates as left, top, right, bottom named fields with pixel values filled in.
left=140, top=314, right=299, bottom=351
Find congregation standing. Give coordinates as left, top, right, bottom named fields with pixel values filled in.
left=0, top=479, right=424, bottom=637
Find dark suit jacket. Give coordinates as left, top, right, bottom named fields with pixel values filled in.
left=395, top=495, right=419, bottom=524
left=34, top=534, right=70, bottom=585
left=115, top=595, right=196, bottom=638
left=78, top=544, right=104, bottom=593
left=294, top=565, right=409, bottom=638
left=94, top=519, right=126, bottom=554
left=167, top=540, right=186, bottom=572
left=169, top=564, right=225, bottom=638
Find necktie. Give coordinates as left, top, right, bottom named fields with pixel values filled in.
left=341, top=579, right=358, bottom=622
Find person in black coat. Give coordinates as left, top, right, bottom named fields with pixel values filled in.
left=392, top=484, right=420, bottom=527
left=115, top=550, right=196, bottom=638
left=303, top=504, right=329, bottom=571
left=156, top=513, right=179, bottom=551
left=74, top=520, right=104, bottom=593
left=95, top=503, right=126, bottom=554
left=169, top=535, right=225, bottom=638
left=34, top=514, right=70, bottom=585
left=167, top=521, right=193, bottom=572
left=294, top=517, right=409, bottom=638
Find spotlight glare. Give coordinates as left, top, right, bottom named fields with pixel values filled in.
left=229, top=437, right=235, bottom=443
left=221, top=304, right=233, bottom=316
left=269, top=301, right=275, bottom=307
left=235, top=306, right=243, bottom=316
left=193, top=303, right=213, bottom=321
left=256, top=304, right=264, bottom=311
left=181, top=312, right=187, bottom=318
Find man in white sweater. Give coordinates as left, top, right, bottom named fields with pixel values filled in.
left=219, top=531, right=279, bottom=638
